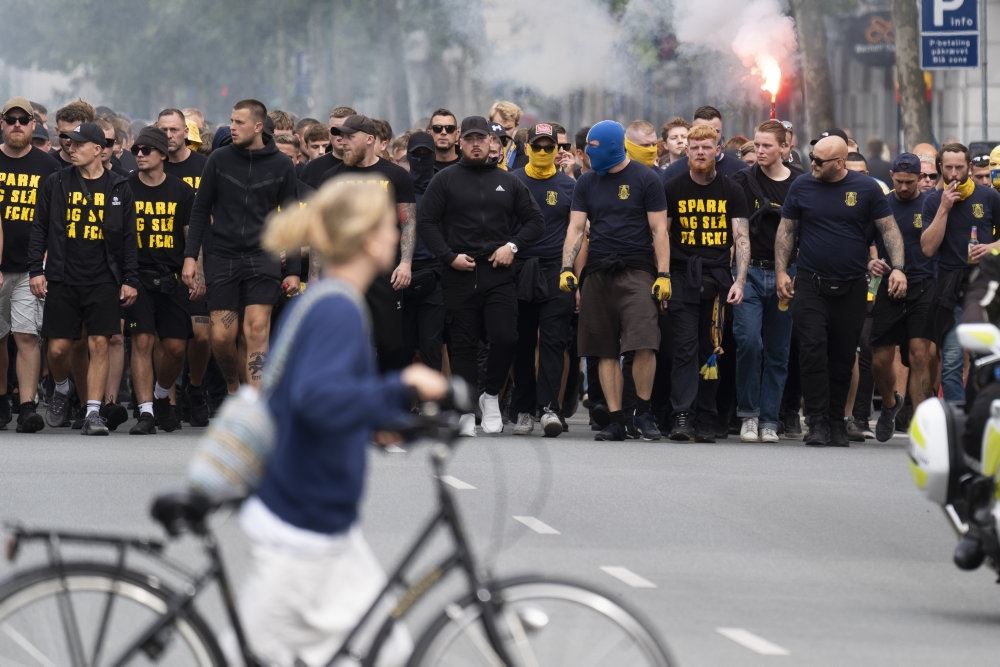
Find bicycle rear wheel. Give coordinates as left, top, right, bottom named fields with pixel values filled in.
left=409, top=574, right=673, bottom=666
left=0, top=561, right=224, bottom=666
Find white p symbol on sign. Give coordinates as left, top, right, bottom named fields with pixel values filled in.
left=934, top=0, right=965, bottom=26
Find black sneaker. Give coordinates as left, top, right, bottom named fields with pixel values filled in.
left=589, top=402, right=610, bottom=429
left=186, top=385, right=209, bottom=427
left=16, top=402, right=44, bottom=433
left=71, top=404, right=86, bottom=430
left=782, top=412, right=803, bottom=439
left=845, top=417, right=867, bottom=442
left=45, top=390, right=71, bottom=428
left=829, top=419, right=850, bottom=447
left=154, top=398, right=181, bottom=432
left=624, top=421, right=640, bottom=440
left=595, top=421, right=626, bottom=441
left=633, top=411, right=662, bottom=441
left=669, top=412, right=694, bottom=441
left=875, top=392, right=903, bottom=442
left=81, top=411, right=109, bottom=436
left=0, top=395, right=11, bottom=429
left=100, top=403, right=128, bottom=432
left=129, top=412, right=156, bottom=435
left=694, top=417, right=716, bottom=443
left=804, top=417, right=831, bottom=447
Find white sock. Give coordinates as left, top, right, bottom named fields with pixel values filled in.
left=86, top=401, right=100, bottom=417
left=153, top=383, right=170, bottom=400
left=55, top=378, right=71, bottom=395
left=139, top=401, right=153, bottom=416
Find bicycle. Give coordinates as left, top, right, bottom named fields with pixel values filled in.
left=0, top=389, right=674, bottom=666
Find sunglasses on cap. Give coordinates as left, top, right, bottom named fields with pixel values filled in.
left=972, top=155, right=991, bottom=166
left=808, top=153, right=840, bottom=166
left=431, top=124, right=457, bottom=134
left=3, top=115, right=31, bottom=126
left=781, top=120, right=793, bottom=131
left=131, top=145, right=156, bottom=156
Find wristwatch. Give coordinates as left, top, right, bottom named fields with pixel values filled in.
left=891, top=265, right=905, bottom=272
left=507, top=242, right=519, bottom=254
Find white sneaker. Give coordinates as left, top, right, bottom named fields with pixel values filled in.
left=458, top=413, right=476, bottom=437
left=479, top=393, right=503, bottom=434
left=540, top=409, right=563, bottom=438
left=760, top=426, right=779, bottom=443
left=513, top=412, right=534, bottom=435
left=740, top=417, right=760, bottom=442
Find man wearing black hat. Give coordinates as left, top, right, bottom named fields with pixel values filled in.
left=775, top=132, right=907, bottom=447
left=181, top=99, right=300, bottom=395
left=125, top=126, right=196, bottom=435
left=399, top=131, right=445, bottom=370
left=418, top=115, right=544, bottom=436
left=509, top=123, right=577, bottom=437
left=0, top=96, right=60, bottom=432
left=30, top=124, right=51, bottom=153
left=27, top=121, right=139, bottom=435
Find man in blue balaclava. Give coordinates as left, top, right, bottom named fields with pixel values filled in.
left=558, top=120, right=672, bottom=442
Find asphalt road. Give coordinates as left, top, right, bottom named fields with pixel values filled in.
left=2, top=415, right=1000, bottom=666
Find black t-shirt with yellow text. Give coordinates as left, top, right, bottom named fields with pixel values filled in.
left=665, top=171, right=750, bottom=262
left=129, top=173, right=194, bottom=274
left=64, top=173, right=115, bottom=284
left=0, top=147, right=60, bottom=272
left=163, top=151, right=208, bottom=195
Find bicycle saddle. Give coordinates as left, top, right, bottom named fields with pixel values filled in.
left=150, top=490, right=214, bottom=537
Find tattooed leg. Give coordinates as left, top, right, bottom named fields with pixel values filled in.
left=243, top=304, right=273, bottom=389
left=210, top=309, right=242, bottom=393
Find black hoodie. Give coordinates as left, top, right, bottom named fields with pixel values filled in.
left=184, top=136, right=299, bottom=272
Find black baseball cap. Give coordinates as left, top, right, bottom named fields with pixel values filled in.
left=132, top=125, right=170, bottom=158
left=31, top=125, right=49, bottom=142
left=810, top=128, right=849, bottom=145
left=460, top=116, right=492, bottom=138
left=891, top=152, right=921, bottom=175
left=407, top=131, right=435, bottom=154
left=527, top=123, right=557, bottom=145
left=58, top=122, right=106, bottom=146
left=332, top=114, right=377, bottom=136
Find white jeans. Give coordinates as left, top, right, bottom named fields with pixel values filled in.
left=229, top=497, right=411, bottom=666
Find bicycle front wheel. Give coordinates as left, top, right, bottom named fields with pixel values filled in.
left=0, top=561, right=224, bottom=666
left=409, top=574, right=673, bottom=666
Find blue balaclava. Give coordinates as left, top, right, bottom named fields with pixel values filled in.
left=585, top=120, right=626, bottom=176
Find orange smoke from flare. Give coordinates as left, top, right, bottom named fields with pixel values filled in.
left=758, top=54, right=781, bottom=103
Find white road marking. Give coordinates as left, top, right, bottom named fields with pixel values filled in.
left=384, top=444, right=406, bottom=454
left=600, top=566, right=656, bottom=588
left=439, top=475, right=476, bottom=490
left=716, top=627, right=790, bottom=656
left=513, top=515, right=561, bottom=534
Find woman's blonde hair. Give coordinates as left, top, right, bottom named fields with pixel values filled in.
left=262, top=175, right=392, bottom=265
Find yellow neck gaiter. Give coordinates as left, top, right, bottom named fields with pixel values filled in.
left=956, top=176, right=975, bottom=200
left=525, top=144, right=557, bottom=179
left=625, top=138, right=657, bottom=166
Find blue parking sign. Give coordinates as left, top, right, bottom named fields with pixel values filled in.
left=921, top=0, right=979, bottom=69
left=922, top=0, right=978, bottom=32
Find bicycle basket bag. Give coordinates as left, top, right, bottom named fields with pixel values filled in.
left=187, top=279, right=363, bottom=502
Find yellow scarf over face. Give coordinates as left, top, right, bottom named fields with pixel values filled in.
left=625, top=138, right=657, bottom=166
left=956, top=176, right=975, bottom=200
left=524, top=144, right=557, bottom=179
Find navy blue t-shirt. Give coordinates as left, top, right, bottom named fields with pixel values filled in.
left=922, top=184, right=1000, bottom=270
left=512, top=169, right=574, bottom=260
left=571, top=160, right=667, bottom=259
left=878, top=191, right=935, bottom=281
left=782, top=170, right=892, bottom=280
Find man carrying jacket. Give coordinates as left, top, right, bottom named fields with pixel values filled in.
left=181, top=99, right=300, bottom=394
left=418, top=115, right=544, bottom=436
left=28, top=121, right=139, bottom=435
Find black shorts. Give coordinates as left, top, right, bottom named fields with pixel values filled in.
left=578, top=268, right=660, bottom=358
left=205, top=253, right=281, bottom=313
left=187, top=295, right=209, bottom=318
left=870, top=277, right=934, bottom=351
left=42, top=282, right=121, bottom=339
left=126, top=282, right=193, bottom=340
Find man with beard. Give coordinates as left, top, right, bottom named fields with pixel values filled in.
left=664, top=124, right=751, bottom=442
left=400, top=131, right=445, bottom=370
left=730, top=120, right=800, bottom=443
left=418, top=116, right=544, bottom=436
left=300, top=106, right=356, bottom=189
left=181, top=99, right=300, bottom=394
left=0, top=97, right=60, bottom=431
left=660, top=106, right=746, bottom=182
left=320, top=114, right=416, bottom=370
left=428, top=108, right=460, bottom=172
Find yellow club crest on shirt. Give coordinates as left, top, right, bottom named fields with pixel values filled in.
left=618, top=185, right=630, bottom=200
left=973, top=203, right=985, bottom=218
left=913, top=213, right=922, bottom=229
left=546, top=190, right=558, bottom=206
left=845, top=192, right=857, bottom=207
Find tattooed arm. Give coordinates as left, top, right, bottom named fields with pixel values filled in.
left=391, top=202, right=415, bottom=289
left=731, top=217, right=750, bottom=284
left=774, top=216, right=799, bottom=300
left=562, top=210, right=588, bottom=270
left=874, top=214, right=905, bottom=268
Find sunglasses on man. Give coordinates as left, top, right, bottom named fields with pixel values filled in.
left=131, top=145, right=156, bottom=156
left=808, top=153, right=840, bottom=166
left=431, top=124, right=457, bottom=134
left=3, top=115, right=31, bottom=126
left=972, top=155, right=990, bottom=166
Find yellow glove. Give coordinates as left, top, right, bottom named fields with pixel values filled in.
left=559, top=268, right=578, bottom=292
left=652, top=273, right=672, bottom=302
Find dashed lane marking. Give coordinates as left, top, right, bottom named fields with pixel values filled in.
left=513, top=515, right=561, bottom=534
left=716, top=627, right=790, bottom=656
left=439, top=475, right=476, bottom=490
left=600, top=566, right=656, bottom=588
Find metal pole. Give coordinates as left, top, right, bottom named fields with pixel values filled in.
left=983, top=0, right=989, bottom=141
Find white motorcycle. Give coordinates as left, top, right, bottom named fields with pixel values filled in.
left=909, top=321, right=1000, bottom=573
